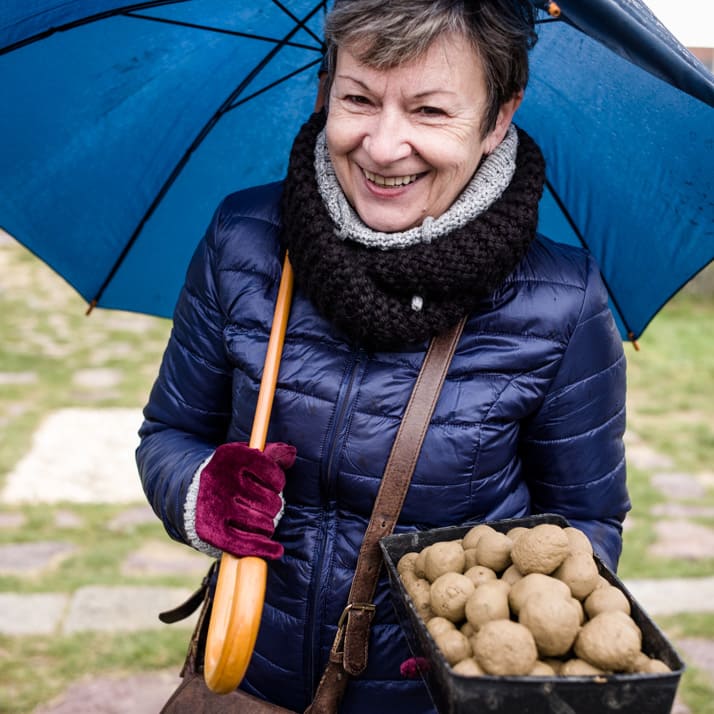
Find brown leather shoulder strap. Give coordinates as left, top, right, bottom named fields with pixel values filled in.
left=306, top=316, right=467, bottom=714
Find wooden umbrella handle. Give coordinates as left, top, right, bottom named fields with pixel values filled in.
left=203, top=255, right=294, bottom=693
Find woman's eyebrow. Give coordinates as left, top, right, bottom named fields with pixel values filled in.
left=335, top=75, right=371, bottom=90
left=337, top=75, right=456, bottom=100
left=412, top=89, right=458, bottom=99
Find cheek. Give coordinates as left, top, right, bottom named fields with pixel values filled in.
left=326, top=113, right=355, bottom=157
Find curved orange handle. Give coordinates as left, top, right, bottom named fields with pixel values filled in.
left=204, top=255, right=294, bottom=693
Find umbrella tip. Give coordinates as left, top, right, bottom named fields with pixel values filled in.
left=85, top=300, right=97, bottom=316
left=547, top=1, right=561, bottom=17
left=627, top=332, right=641, bottom=352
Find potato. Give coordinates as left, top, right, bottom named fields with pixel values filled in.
left=553, top=552, right=600, bottom=600
left=472, top=620, right=538, bottom=676
left=434, top=628, right=472, bottom=666
left=397, top=551, right=419, bottom=576
left=426, top=616, right=455, bottom=640
left=567, top=596, right=586, bottom=625
left=508, top=572, right=570, bottom=615
left=542, top=658, right=564, bottom=675
left=474, top=530, right=513, bottom=573
left=465, top=580, right=510, bottom=630
left=574, top=611, right=642, bottom=671
left=424, top=540, right=466, bottom=582
left=625, top=650, right=671, bottom=674
left=563, top=526, right=593, bottom=555
left=510, top=524, right=569, bottom=575
left=463, top=548, right=480, bottom=569
left=462, top=524, right=495, bottom=550
left=501, top=563, right=523, bottom=586
left=464, top=565, right=497, bottom=587
left=529, top=660, right=558, bottom=677
left=642, top=658, right=671, bottom=674
left=584, top=584, right=631, bottom=618
left=560, top=658, right=607, bottom=676
left=518, top=590, right=580, bottom=657
left=430, top=572, right=475, bottom=622
left=451, top=657, right=485, bottom=676
left=506, top=526, right=528, bottom=543
left=460, top=621, right=476, bottom=638
left=403, top=574, right=433, bottom=623
left=414, top=546, right=431, bottom=579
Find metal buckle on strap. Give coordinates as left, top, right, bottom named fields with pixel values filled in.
left=337, top=602, right=376, bottom=630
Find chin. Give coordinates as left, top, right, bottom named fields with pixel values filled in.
left=358, top=209, right=418, bottom=234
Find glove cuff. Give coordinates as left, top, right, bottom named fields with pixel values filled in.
left=184, top=452, right=222, bottom=559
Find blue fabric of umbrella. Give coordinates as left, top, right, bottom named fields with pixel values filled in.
left=1, top=0, right=712, bottom=341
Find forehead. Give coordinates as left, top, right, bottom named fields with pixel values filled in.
left=334, top=33, right=485, bottom=94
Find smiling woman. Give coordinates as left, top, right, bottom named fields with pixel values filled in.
left=325, top=34, right=515, bottom=233
left=137, top=1, right=630, bottom=712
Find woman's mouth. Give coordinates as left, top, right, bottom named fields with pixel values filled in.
left=362, top=169, right=421, bottom=187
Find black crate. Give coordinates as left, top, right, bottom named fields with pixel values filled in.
left=380, top=514, right=684, bottom=714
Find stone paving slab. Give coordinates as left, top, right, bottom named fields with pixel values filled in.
left=120, top=540, right=210, bottom=577
left=1, top=408, right=145, bottom=504
left=0, top=593, right=69, bottom=635
left=652, top=472, right=708, bottom=500
left=33, top=670, right=182, bottom=714
left=0, top=541, right=77, bottom=576
left=63, top=585, right=197, bottom=634
left=624, top=576, right=714, bottom=616
left=675, top=638, right=714, bottom=684
left=648, top=520, right=714, bottom=560
left=107, top=504, right=160, bottom=532
left=0, top=511, right=28, bottom=529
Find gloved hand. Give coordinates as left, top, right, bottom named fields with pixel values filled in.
left=400, top=656, right=430, bottom=679
left=195, top=441, right=296, bottom=560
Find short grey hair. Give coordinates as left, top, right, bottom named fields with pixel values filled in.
left=323, top=0, right=537, bottom=137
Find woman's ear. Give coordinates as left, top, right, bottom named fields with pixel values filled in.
left=483, top=90, right=524, bottom=154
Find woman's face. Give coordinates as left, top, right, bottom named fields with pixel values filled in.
left=326, top=32, right=518, bottom=233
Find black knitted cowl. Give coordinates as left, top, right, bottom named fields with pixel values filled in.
left=280, top=111, right=545, bottom=350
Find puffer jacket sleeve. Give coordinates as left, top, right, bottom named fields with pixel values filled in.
left=136, top=201, right=233, bottom=545
left=520, top=254, right=630, bottom=570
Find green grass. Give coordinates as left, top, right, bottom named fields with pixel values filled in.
left=626, top=294, right=714, bottom=473
left=653, top=614, right=714, bottom=714
left=0, top=630, right=188, bottom=714
left=619, top=462, right=714, bottom=579
left=0, top=504, right=197, bottom=592
left=0, top=241, right=170, bottom=485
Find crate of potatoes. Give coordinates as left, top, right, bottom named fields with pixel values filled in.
left=379, top=514, right=684, bottom=714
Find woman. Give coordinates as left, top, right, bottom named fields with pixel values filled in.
left=137, top=1, right=629, bottom=711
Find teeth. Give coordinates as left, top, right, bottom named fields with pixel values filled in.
left=364, top=170, right=418, bottom=187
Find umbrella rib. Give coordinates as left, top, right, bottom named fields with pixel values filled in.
left=227, top=58, right=323, bottom=111
left=544, top=178, right=635, bottom=341
left=88, top=0, right=326, bottom=312
left=123, top=12, right=323, bottom=52
left=270, top=0, right=324, bottom=47
left=0, top=0, right=186, bottom=55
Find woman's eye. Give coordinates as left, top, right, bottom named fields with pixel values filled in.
left=346, top=95, right=371, bottom=106
left=418, top=106, right=446, bottom=116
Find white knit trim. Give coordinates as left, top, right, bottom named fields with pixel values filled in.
left=184, top=452, right=223, bottom=559
left=314, top=124, right=518, bottom=249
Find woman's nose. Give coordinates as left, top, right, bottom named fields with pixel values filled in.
left=362, top=110, right=413, bottom=166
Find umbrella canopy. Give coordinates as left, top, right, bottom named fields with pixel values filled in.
left=1, top=0, right=712, bottom=341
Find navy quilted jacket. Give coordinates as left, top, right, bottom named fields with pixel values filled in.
left=137, top=181, right=629, bottom=712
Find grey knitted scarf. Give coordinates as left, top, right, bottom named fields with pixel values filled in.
left=280, top=111, right=545, bottom=350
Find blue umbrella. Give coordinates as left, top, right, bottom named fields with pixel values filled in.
left=1, top=0, right=712, bottom=342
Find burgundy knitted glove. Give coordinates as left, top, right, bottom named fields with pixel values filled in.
left=400, top=657, right=430, bottom=679
left=195, top=441, right=296, bottom=559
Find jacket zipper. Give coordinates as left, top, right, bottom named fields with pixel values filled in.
left=305, top=352, right=363, bottom=696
